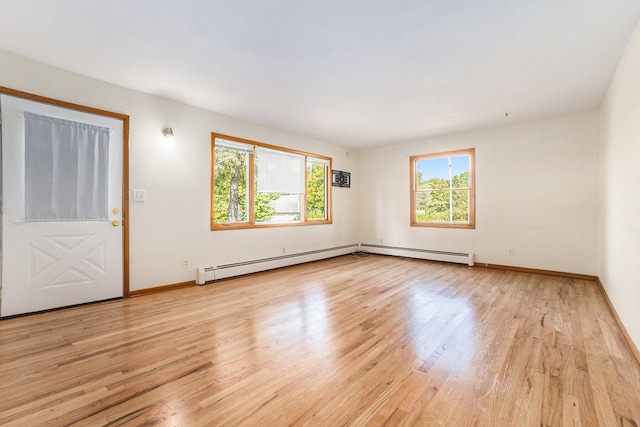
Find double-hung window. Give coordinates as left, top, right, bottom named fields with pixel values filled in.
left=211, top=133, right=332, bottom=230
left=410, top=148, right=475, bottom=229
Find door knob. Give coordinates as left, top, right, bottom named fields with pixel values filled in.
left=112, top=220, right=119, bottom=227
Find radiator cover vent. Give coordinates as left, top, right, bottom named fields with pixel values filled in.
left=195, top=244, right=473, bottom=285
left=196, top=266, right=216, bottom=285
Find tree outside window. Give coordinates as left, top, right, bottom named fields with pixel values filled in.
left=410, top=148, right=475, bottom=229
left=211, top=133, right=332, bottom=230
left=213, top=145, right=249, bottom=224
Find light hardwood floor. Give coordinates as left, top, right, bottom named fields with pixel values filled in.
left=1, top=254, right=639, bottom=426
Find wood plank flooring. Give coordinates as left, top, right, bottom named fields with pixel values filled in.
left=1, top=254, right=639, bottom=426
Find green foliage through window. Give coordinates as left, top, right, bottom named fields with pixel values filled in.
left=212, top=134, right=331, bottom=229
left=307, top=162, right=327, bottom=220
left=411, top=149, right=475, bottom=228
left=213, top=146, right=248, bottom=223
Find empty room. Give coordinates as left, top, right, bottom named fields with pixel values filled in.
left=1, top=1, right=640, bottom=425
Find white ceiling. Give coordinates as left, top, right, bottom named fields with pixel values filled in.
left=1, top=1, right=639, bottom=149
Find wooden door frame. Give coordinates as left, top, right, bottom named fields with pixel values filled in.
left=0, top=86, right=131, bottom=298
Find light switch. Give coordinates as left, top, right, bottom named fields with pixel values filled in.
left=132, top=189, right=145, bottom=202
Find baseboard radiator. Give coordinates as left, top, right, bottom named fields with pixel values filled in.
left=361, top=244, right=474, bottom=267
left=196, top=244, right=357, bottom=285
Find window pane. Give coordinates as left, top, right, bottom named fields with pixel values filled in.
left=451, top=189, right=469, bottom=222
left=256, top=192, right=302, bottom=223
left=307, top=162, right=326, bottom=220
left=417, top=157, right=449, bottom=190
left=213, top=146, right=249, bottom=223
left=415, top=190, right=451, bottom=222
left=451, top=155, right=470, bottom=188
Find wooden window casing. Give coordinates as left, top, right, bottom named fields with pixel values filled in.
left=410, top=148, right=475, bottom=229
left=211, top=133, right=332, bottom=230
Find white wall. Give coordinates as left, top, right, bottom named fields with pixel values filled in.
left=0, top=50, right=359, bottom=291
left=599, top=21, right=640, bottom=348
left=357, top=111, right=600, bottom=275
left=0, top=44, right=620, bottom=299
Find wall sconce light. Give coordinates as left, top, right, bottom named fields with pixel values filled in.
left=162, top=127, right=174, bottom=142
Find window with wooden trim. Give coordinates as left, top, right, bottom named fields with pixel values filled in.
left=211, top=133, right=332, bottom=230
left=410, top=148, right=475, bottom=229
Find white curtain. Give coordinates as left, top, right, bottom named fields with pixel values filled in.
left=256, top=147, right=305, bottom=194
left=24, top=112, right=109, bottom=221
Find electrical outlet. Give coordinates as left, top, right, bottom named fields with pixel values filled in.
left=183, top=258, right=189, bottom=268
left=508, top=248, right=515, bottom=256
left=282, top=247, right=286, bottom=254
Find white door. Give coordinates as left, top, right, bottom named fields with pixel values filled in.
left=1, top=94, right=124, bottom=317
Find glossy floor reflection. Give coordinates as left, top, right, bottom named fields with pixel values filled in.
left=1, top=254, right=639, bottom=426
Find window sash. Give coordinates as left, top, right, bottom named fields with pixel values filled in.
left=414, top=188, right=470, bottom=223
left=212, top=145, right=250, bottom=224
left=306, top=161, right=328, bottom=221
left=410, top=148, right=475, bottom=229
